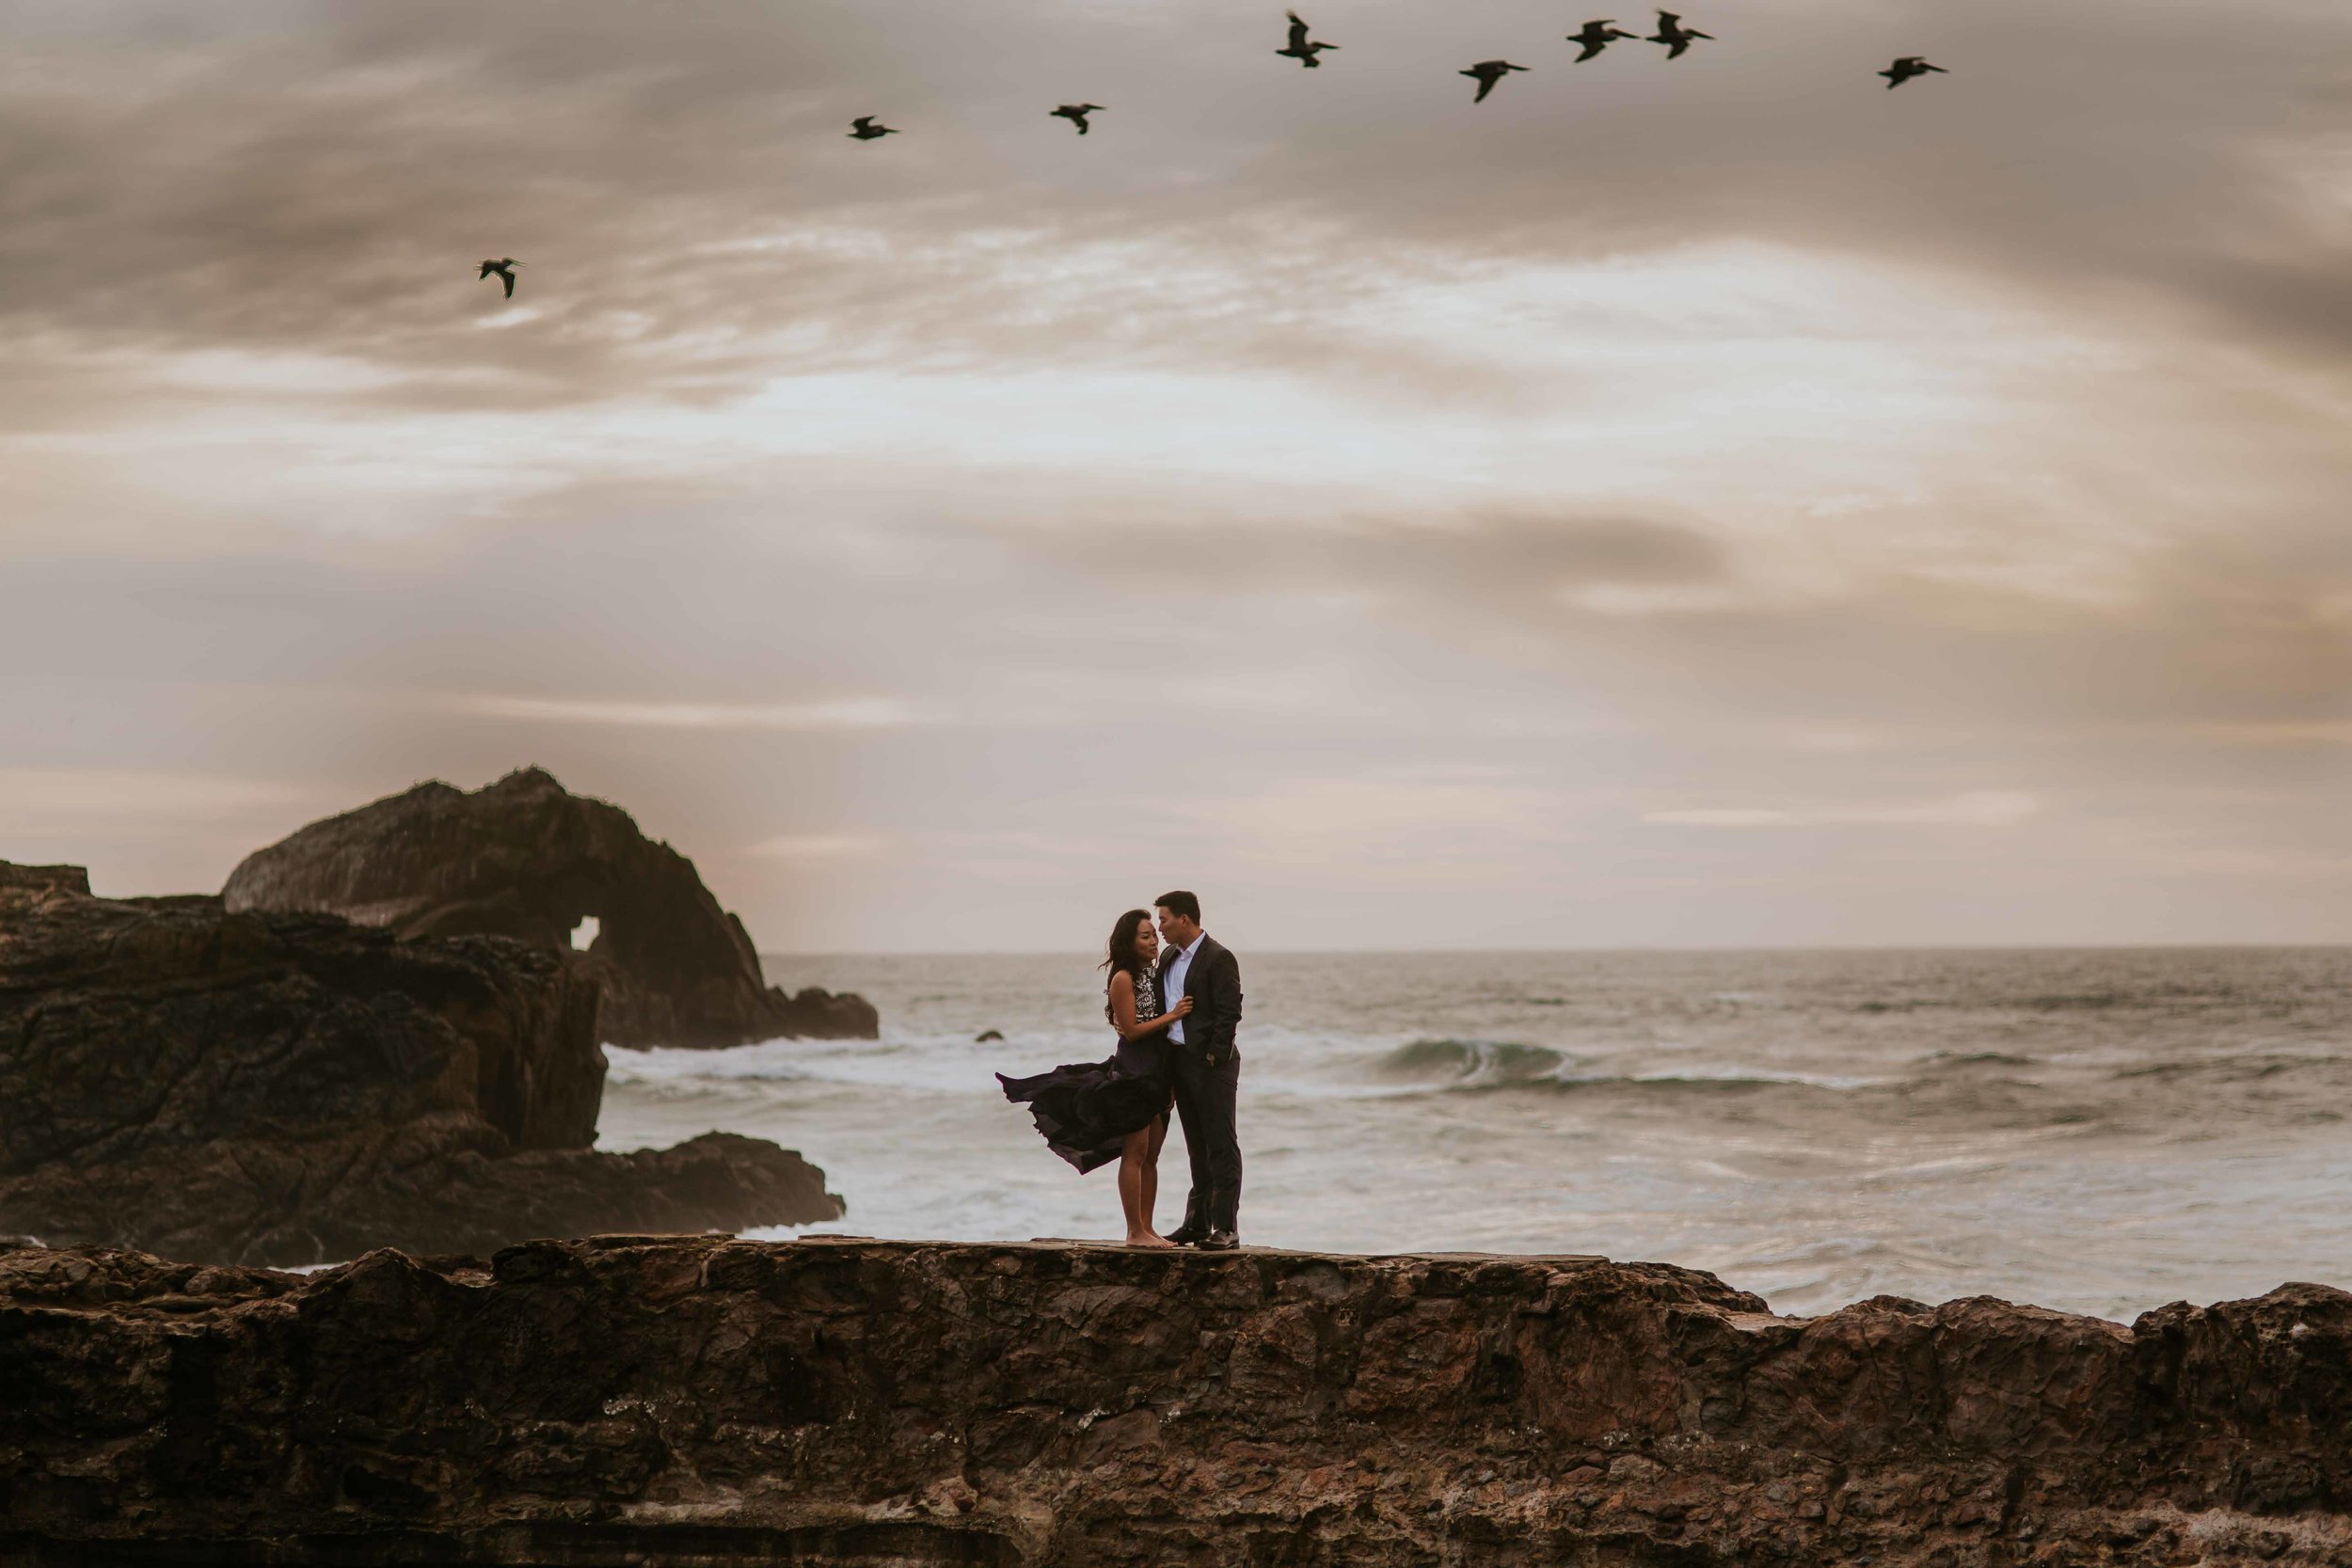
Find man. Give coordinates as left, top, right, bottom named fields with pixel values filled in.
left=1152, top=891, right=1244, bottom=1249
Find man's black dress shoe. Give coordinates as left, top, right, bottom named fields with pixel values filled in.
left=1197, top=1229, right=1239, bottom=1251
left=1164, top=1223, right=1204, bottom=1246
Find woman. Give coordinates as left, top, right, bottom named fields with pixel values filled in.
left=996, top=909, right=1193, bottom=1246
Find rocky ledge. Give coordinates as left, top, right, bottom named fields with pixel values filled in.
left=223, top=768, right=877, bottom=1049
left=0, top=865, right=841, bottom=1266
left=0, top=1237, right=2344, bottom=1567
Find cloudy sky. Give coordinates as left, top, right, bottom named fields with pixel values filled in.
left=4, top=0, right=2348, bottom=951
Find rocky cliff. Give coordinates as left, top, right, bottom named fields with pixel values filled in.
left=222, top=768, right=877, bottom=1049
left=0, top=867, right=842, bottom=1266
left=0, top=1235, right=2343, bottom=1566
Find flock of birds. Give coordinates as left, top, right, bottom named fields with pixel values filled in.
left=479, top=9, right=1948, bottom=297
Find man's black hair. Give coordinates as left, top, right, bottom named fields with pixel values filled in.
left=1154, top=890, right=1201, bottom=924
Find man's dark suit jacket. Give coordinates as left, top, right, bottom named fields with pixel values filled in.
left=1158, top=934, right=1243, bottom=1067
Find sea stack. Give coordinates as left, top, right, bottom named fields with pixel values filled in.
left=223, top=767, right=878, bottom=1049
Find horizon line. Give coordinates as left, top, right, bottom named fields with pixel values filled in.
left=760, top=939, right=2352, bottom=959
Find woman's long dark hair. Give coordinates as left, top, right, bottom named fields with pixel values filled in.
left=1101, top=908, right=1153, bottom=1022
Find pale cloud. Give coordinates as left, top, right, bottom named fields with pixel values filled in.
left=0, top=768, right=316, bottom=823
left=1557, top=583, right=1756, bottom=619
left=1174, top=774, right=1581, bottom=865
left=445, top=695, right=918, bottom=731
left=0, top=768, right=339, bottom=896
left=1644, top=792, right=2042, bottom=829
left=1158, top=666, right=1379, bottom=721
left=744, top=833, right=887, bottom=861
left=2185, top=721, right=2352, bottom=748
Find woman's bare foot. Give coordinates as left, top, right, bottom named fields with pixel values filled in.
left=1124, top=1231, right=1177, bottom=1248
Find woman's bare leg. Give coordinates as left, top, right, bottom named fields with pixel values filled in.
left=1141, top=1115, right=1168, bottom=1237
left=1119, top=1130, right=1172, bottom=1245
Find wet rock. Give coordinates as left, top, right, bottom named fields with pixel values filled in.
left=0, top=1237, right=2342, bottom=1565
left=0, top=866, right=842, bottom=1266
left=222, top=767, right=877, bottom=1049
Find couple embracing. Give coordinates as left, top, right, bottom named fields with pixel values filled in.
left=996, top=891, right=1244, bottom=1250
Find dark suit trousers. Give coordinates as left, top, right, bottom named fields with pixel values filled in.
left=1170, top=1045, right=1242, bottom=1234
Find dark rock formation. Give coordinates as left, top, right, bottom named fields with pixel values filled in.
left=0, top=1237, right=2344, bottom=1566
left=0, top=867, right=843, bottom=1267
left=222, top=768, right=878, bottom=1049
left=0, top=863, right=88, bottom=897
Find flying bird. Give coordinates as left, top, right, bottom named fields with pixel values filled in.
left=1277, top=10, right=1339, bottom=67
left=1879, top=56, right=1947, bottom=88
left=848, top=116, right=898, bottom=139
left=477, top=258, right=520, bottom=299
left=1051, top=103, right=1105, bottom=135
left=1460, top=59, right=1529, bottom=103
left=1566, top=20, right=1641, bottom=62
left=1646, top=11, right=1712, bottom=58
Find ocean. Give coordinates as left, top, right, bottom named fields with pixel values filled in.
left=596, top=947, right=2352, bottom=1321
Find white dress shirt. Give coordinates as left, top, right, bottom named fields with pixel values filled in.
left=1161, top=932, right=1205, bottom=1044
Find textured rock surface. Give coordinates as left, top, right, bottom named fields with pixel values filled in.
left=222, top=768, right=877, bottom=1049
left=0, top=1236, right=2343, bottom=1566
left=0, top=864, right=88, bottom=897
left=0, top=868, right=843, bottom=1266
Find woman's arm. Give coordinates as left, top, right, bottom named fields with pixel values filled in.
left=1111, top=971, right=1192, bottom=1039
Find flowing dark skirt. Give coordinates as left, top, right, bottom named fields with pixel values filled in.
left=998, top=1050, right=1172, bottom=1174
